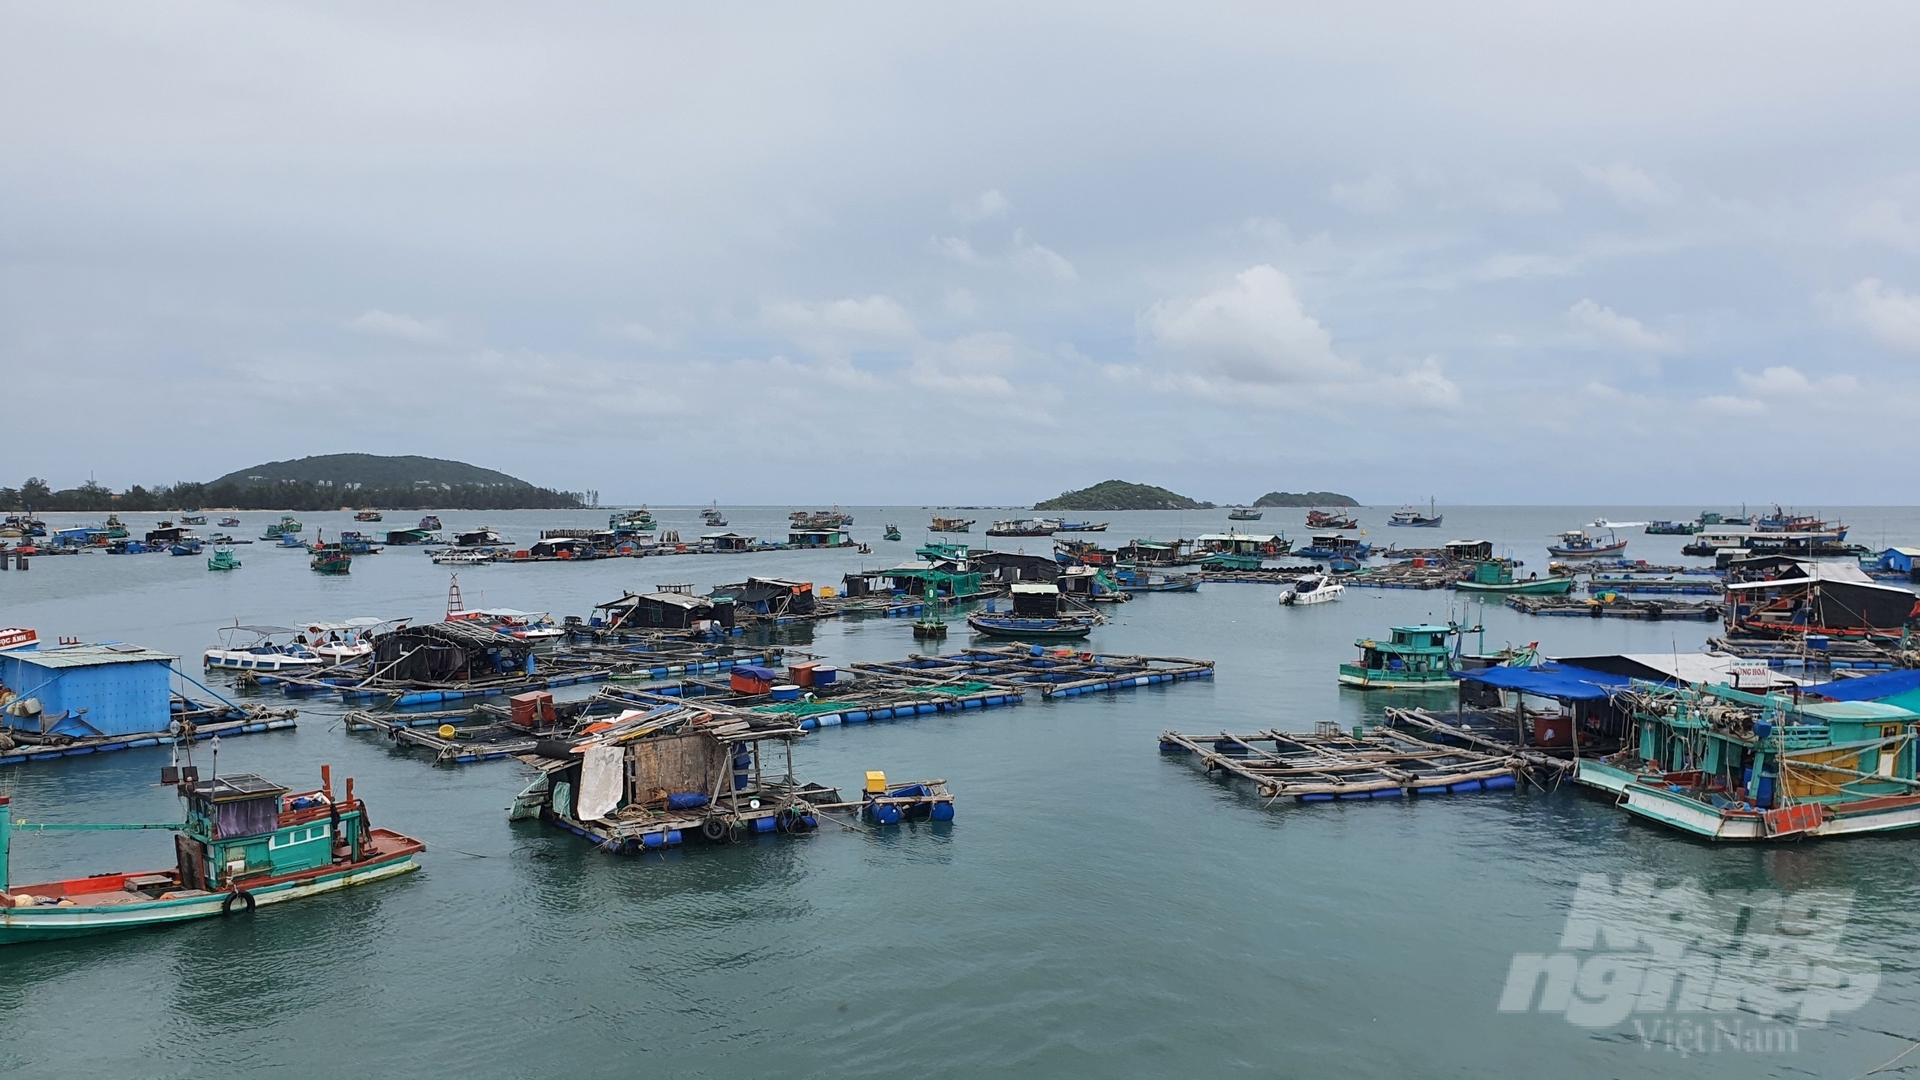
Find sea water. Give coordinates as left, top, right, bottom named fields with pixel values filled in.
left=2, top=504, right=1917, bottom=1078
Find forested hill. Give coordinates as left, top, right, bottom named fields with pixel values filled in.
left=212, top=454, right=528, bottom=489
left=2, top=454, right=585, bottom=512
left=1253, top=490, right=1359, bottom=507
left=1035, top=480, right=1213, bottom=511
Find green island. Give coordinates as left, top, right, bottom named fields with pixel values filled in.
left=0, top=454, right=587, bottom=512
left=1253, top=490, right=1359, bottom=508
left=1035, top=480, right=1214, bottom=512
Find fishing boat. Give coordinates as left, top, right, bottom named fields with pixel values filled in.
left=447, top=609, right=565, bottom=640
left=1279, top=572, right=1344, bottom=606
left=1112, top=567, right=1201, bottom=593
left=1337, top=624, right=1459, bottom=689
left=1387, top=498, right=1442, bottom=528
left=986, top=518, right=1062, bottom=537
left=701, top=502, right=728, bottom=527
left=309, top=532, right=351, bottom=575
left=1753, top=504, right=1845, bottom=536
left=966, top=584, right=1098, bottom=640
left=612, top=507, right=657, bottom=531
left=261, top=515, right=303, bottom=540
left=102, top=514, right=130, bottom=539
left=1452, top=560, right=1577, bottom=595
left=1547, top=529, right=1628, bottom=558
left=1576, top=681, right=1920, bottom=841
left=1, top=515, right=47, bottom=537
left=1227, top=507, right=1264, bottom=521
left=1305, top=509, right=1359, bottom=530
left=0, top=765, right=422, bottom=944
left=1644, top=520, right=1696, bottom=535
left=929, top=516, right=975, bottom=533
left=418, top=515, right=442, bottom=530
left=179, top=514, right=207, bottom=526
left=353, top=510, right=383, bottom=522
left=883, top=524, right=902, bottom=541
left=168, top=538, right=204, bottom=557
left=275, top=532, right=306, bottom=548
left=334, top=530, right=382, bottom=554
left=0, top=627, right=41, bottom=652
left=1055, top=521, right=1108, bottom=533
left=1297, top=533, right=1371, bottom=562
left=203, top=625, right=326, bottom=670
left=218, top=516, right=241, bottom=528
left=205, top=546, right=241, bottom=571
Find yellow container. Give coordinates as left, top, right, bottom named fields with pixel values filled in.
left=864, top=770, right=887, bottom=794
left=819, top=586, right=837, bottom=598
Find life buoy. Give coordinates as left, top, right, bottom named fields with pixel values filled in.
left=701, top=817, right=729, bottom=843
left=221, top=889, right=256, bottom=916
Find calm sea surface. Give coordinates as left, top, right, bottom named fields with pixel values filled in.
left=3, top=505, right=1919, bottom=1078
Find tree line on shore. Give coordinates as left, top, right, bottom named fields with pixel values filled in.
left=0, top=478, right=586, bottom=513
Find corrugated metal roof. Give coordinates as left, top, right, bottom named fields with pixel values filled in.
left=9, top=643, right=177, bottom=668
left=1800, top=700, right=1920, bottom=722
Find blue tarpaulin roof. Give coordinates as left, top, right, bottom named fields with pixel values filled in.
left=1806, top=669, right=1920, bottom=702
left=1451, top=663, right=1630, bottom=700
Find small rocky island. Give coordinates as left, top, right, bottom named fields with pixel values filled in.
left=1253, top=490, right=1359, bottom=508
left=1035, top=480, right=1214, bottom=511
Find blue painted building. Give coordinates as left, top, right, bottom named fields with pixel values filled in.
left=0, top=643, right=178, bottom=738
left=1878, top=547, right=1920, bottom=575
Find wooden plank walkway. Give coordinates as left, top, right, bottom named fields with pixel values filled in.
left=1158, top=723, right=1517, bottom=801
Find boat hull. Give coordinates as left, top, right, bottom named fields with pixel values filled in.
left=965, top=614, right=1094, bottom=640
left=0, top=846, right=419, bottom=944
left=1454, top=577, right=1577, bottom=595
left=1282, top=585, right=1344, bottom=605
left=204, top=650, right=321, bottom=671
left=1336, top=664, right=1457, bottom=690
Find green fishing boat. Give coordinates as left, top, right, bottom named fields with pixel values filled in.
left=884, top=524, right=902, bottom=541
left=309, top=532, right=351, bottom=574
left=1452, top=560, right=1575, bottom=595
left=206, top=546, right=241, bottom=572
left=1338, top=624, right=1459, bottom=689
left=0, top=766, right=423, bottom=944
left=261, top=515, right=303, bottom=540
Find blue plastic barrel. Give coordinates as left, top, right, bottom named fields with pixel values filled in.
left=930, top=802, right=954, bottom=821
left=753, top=816, right=776, bottom=833
left=868, top=802, right=902, bottom=825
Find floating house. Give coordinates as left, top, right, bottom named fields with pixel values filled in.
left=715, top=578, right=817, bottom=619
left=590, top=591, right=735, bottom=632
left=841, top=563, right=984, bottom=599
left=787, top=528, right=852, bottom=549
left=0, top=643, right=176, bottom=739
left=972, top=550, right=1064, bottom=584
left=1875, top=547, right=1920, bottom=579
left=1721, top=557, right=1917, bottom=638
left=370, top=622, right=536, bottom=682
left=700, top=531, right=758, bottom=553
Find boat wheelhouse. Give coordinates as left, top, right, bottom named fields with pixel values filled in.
left=1338, top=624, right=1459, bottom=689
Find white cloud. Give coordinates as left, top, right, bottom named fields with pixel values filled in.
left=943, top=287, right=978, bottom=318
left=347, top=309, right=446, bottom=343
left=1846, top=278, right=1920, bottom=351
left=1144, top=265, right=1355, bottom=386
left=1736, top=364, right=1858, bottom=397
left=1849, top=200, right=1920, bottom=254
left=1568, top=299, right=1677, bottom=352
left=1377, top=357, right=1463, bottom=409
left=1584, top=163, right=1673, bottom=207
left=952, top=189, right=1008, bottom=222
left=1329, top=172, right=1401, bottom=213
left=1700, top=394, right=1766, bottom=415
left=930, top=235, right=985, bottom=265
left=1010, top=229, right=1077, bottom=281
left=763, top=294, right=918, bottom=355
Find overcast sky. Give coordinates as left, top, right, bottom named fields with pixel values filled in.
left=5, top=3, right=1919, bottom=505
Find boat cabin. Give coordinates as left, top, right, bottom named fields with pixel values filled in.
left=1010, top=582, right=1067, bottom=618
left=454, top=527, right=506, bottom=548
left=1443, top=539, right=1494, bottom=562
left=1337, top=624, right=1458, bottom=689
left=1195, top=533, right=1286, bottom=556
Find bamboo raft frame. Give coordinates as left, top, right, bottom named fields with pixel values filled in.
left=1158, top=724, right=1517, bottom=801
left=1504, top=595, right=1721, bottom=620
left=847, top=645, right=1215, bottom=702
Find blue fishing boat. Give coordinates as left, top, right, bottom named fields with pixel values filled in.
left=1297, top=533, right=1371, bottom=562
left=1112, top=567, right=1201, bottom=593
left=168, top=539, right=204, bottom=556
left=966, top=584, right=1098, bottom=640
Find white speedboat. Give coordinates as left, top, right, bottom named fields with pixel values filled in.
left=1280, top=573, right=1344, bottom=606
left=432, top=549, right=493, bottom=565
left=202, top=625, right=324, bottom=670
left=298, top=617, right=409, bottom=662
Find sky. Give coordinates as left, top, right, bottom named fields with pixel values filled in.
left=4, top=2, right=1920, bottom=506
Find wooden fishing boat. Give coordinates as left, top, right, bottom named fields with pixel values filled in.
left=179, top=514, right=207, bottom=525
left=418, top=515, right=442, bottom=530
left=168, top=538, right=204, bottom=556
left=1113, top=567, right=1201, bottom=593
left=966, top=583, right=1097, bottom=639
left=986, top=517, right=1062, bottom=537
left=260, top=515, right=303, bottom=540
left=217, top=516, right=241, bottom=528
left=1577, top=682, right=1920, bottom=841
left=1304, top=509, right=1359, bottom=530
left=1338, top=624, right=1459, bottom=689
left=883, top=524, right=902, bottom=541
left=1547, top=529, right=1628, bottom=558
left=1644, top=520, right=1696, bottom=535
left=0, top=765, right=422, bottom=944
left=1055, top=521, right=1108, bottom=532
left=929, top=516, right=975, bottom=533
left=309, top=533, right=352, bottom=574
left=353, top=510, right=383, bottom=522
left=1227, top=507, right=1263, bottom=521
left=612, top=507, right=657, bottom=532
left=205, top=546, right=241, bottom=572
left=1452, top=560, right=1576, bottom=595
left=701, top=502, right=727, bottom=527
